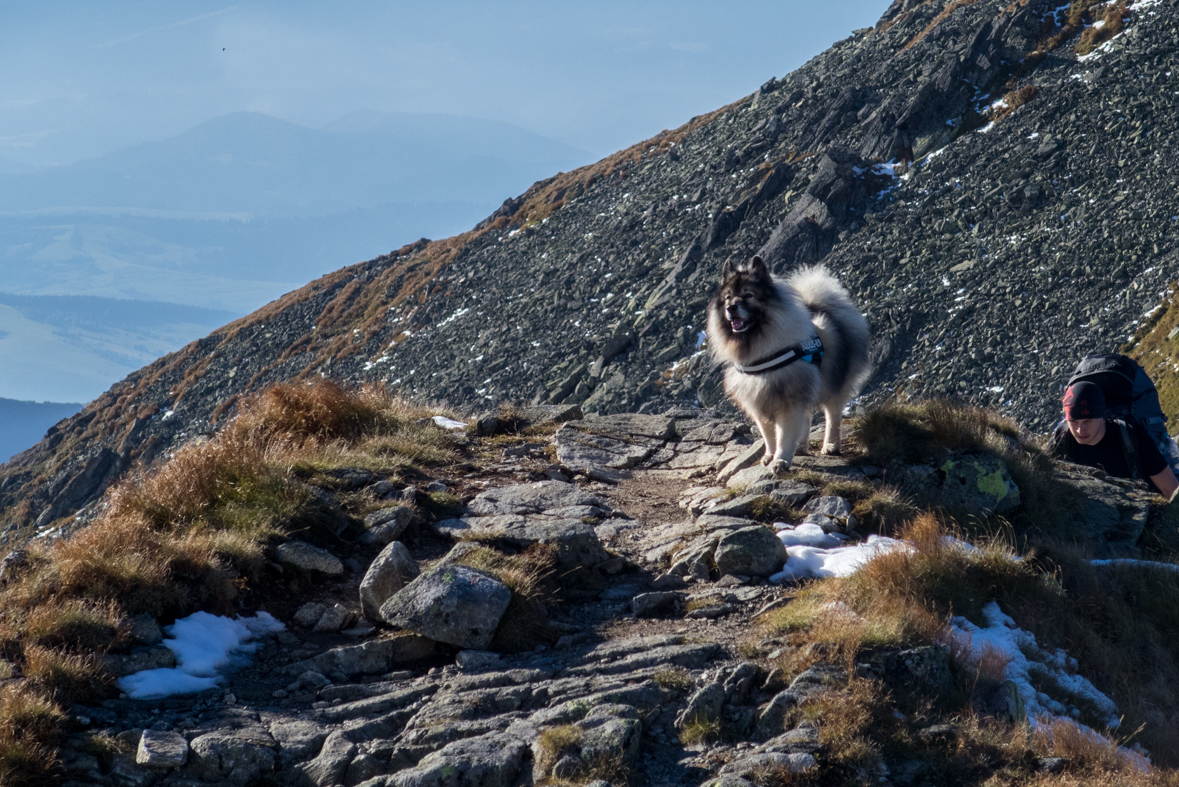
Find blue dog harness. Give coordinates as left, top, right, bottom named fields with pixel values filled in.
left=734, top=333, right=823, bottom=375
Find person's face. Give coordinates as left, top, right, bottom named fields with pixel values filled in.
left=1066, top=417, right=1105, bottom=446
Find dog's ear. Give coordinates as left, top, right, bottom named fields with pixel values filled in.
left=721, top=258, right=736, bottom=279
left=748, top=256, right=769, bottom=281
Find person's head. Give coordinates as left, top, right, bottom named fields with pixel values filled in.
left=1063, top=381, right=1107, bottom=445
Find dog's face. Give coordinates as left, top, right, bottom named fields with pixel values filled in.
left=710, top=255, right=775, bottom=340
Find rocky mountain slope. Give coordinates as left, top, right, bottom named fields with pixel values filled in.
left=4, top=0, right=1179, bottom=541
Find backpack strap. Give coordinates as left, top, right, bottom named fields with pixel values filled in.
left=1113, top=419, right=1141, bottom=480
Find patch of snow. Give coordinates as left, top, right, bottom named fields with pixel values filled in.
left=432, top=416, right=468, bottom=430
left=947, top=601, right=1124, bottom=731
left=696, top=330, right=708, bottom=347
left=1091, top=558, right=1179, bottom=574
left=775, top=522, right=848, bottom=549
left=117, top=612, right=285, bottom=699
left=769, top=535, right=906, bottom=582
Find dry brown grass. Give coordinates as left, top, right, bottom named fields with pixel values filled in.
left=0, top=378, right=468, bottom=786
left=853, top=399, right=1083, bottom=539
left=534, top=724, right=583, bottom=776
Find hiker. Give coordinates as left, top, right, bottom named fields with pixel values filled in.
left=1049, top=380, right=1179, bottom=500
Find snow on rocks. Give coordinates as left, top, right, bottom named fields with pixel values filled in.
left=770, top=535, right=906, bottom=583
left=948, top=600, right=1121, bottom=730
left=117, top=611, right=285, bottom=698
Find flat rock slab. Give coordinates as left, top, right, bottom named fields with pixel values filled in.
left=467, top=481, right=601, bottom=516
left=381, top=565, right=511, bottom=650
left=274, top=541, right=343, bottom=575
left=380, top=731, right=529, bottom=787
left=137, top=730, right=188, bottom=768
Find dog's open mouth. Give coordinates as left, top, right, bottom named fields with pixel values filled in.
left=730, top=318, right=751, bottom=333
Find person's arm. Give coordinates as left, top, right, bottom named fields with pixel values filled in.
left=1150, top=466, right=1179, bottom=502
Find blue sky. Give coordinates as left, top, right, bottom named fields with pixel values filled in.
left=1, top=1, right=888, bottom=166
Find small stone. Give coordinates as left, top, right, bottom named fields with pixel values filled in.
left=293, top=603, right=327, bottom=629
left=274, top=541, right=343, bottom=575
left=297, top=671, right=331, bottom=688
left=128, top=614, right=164, bottom=645
left=632, top=592, right=681, bottom=617
left=426, top=481, right=450, bottom=493
left=137, top=729, right=188, bottom=768
left=455, top=650, right=501, bottom=670
left=313, top=603, right=357, bottom=632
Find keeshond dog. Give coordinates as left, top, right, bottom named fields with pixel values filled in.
left=708, top=255, right=870, bottom=472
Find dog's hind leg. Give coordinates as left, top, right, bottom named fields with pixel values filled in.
left=822, top=403, right=843, bottom=455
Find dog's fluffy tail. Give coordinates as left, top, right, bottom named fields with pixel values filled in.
left=785, top=265, right=871, bottom=396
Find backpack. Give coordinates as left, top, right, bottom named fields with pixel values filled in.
left=1066, top=353, right=1179, bottom=478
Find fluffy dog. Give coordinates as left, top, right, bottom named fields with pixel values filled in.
left=707, top=255, right=870, bottom=472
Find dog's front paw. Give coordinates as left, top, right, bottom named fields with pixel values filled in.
left=822, top=444, right=842, bottom=456
left=761, top=454, right=774, bottom=466
left=769, top=458, right=792, bottom=475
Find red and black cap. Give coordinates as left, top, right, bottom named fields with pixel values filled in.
left=1063, top=381, right=1107, bottom=420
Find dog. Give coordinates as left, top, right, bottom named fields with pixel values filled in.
left=707, top=255, right=870, bottom=473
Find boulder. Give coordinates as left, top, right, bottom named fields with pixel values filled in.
left=380, top=565, right=511, bottom=650
left=360, top=541, right=420, bottom=622
left=274, top=541, right=344, bottom=575
left=714, top=526, right=787, bottom=577
left=187, top=729, right=277, bottom=785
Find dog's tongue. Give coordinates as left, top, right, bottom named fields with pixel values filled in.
left=730, top=318, right=749, bottom=333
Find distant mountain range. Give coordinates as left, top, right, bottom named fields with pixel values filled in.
left=0, top=398, right=82, bottom=464
left=0, top=110, right=591, bottom=401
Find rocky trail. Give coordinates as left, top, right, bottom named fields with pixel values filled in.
left=50, top=409, right=916, bottom=787
left=53, top=404, right=1158, bottom=787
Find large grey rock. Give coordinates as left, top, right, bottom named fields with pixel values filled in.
left=360, top=541, right=420, bottom=622
left=467, top=480, right=601, bottom=516
left=382, top=731, right=528, bottom=787
left=380, top=565, right=511, bottom=650
left=274, top=541, right=344, bottom=575
left=137, top=730, right=188, bottom=768
left=297, top=731, right=356, bottom=787
left=936, top=453, right=1021, bottom=516
left=187, top=730, right=277, bottom=785
left=714, top=526, right=787, bottom=578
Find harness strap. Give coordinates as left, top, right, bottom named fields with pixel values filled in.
left=735, top=334, right=823, bottom=375
left=1113, top=419, right=1141, bottom=480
